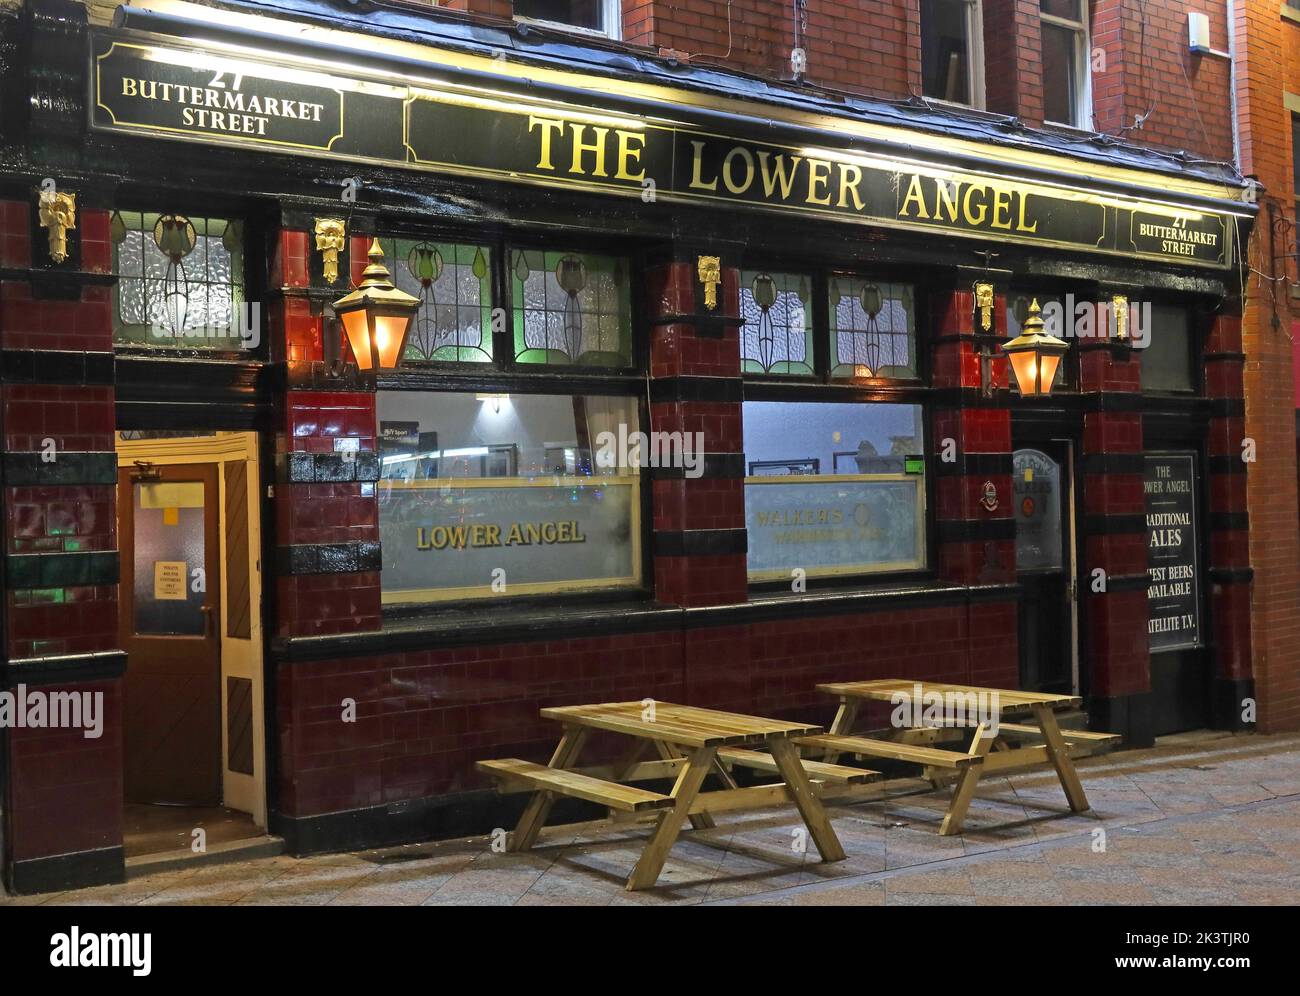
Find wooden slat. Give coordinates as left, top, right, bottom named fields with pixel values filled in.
left=575, top=758, right=685, bottom=782
left=997, top=723, right=1121, bottom=748
left=817, top=679, right=1081, bottom=711
left=477, top=759, right=672, bottom=813
left=655, top=704, right=823, bottom=738
left=541, top=703, right=759, bottom=747
left=541, top=701, right=820, bottom=747
left=795, top=734, right=980, bottom=770
left=718, top=748, right=880, bottom=785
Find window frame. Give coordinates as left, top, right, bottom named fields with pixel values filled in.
left=1040, top=0, right=1093, bottom=130
left=109, top=206, right=256, bottom=358
left=375, top=385, right=651, bottom=607
left=374, top=222, right=650, bottom=613
left=737, top=262, right=926, bottom=387
left=513, top=0, right=622, bottom=41
left=919, top=0, right=987, bottom=110
left=738, top=261, right=935, bottom=590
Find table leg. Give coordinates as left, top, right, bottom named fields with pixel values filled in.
left=509, top=725, right=590, bottom=852
left=654, top=741, right=718, bottom=830
left=768, top=737, right=846, bottom=862
left=1032, top=703, right=1090, bottom=813
left=627, top=746, right=717, bottom=890
left=939, top=721, right=993, bottom=836
left=818, top=699, right=860, bottom=764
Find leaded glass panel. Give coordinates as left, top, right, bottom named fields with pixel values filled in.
left=740, top=270, right=814, bottom=376
left=510, top=249, right=631, bottom=367
left=112, top=212, right=245, bottom=349
left=381, top=238, right=494, bottom=363
left=829, top=277, right=917, bottom=380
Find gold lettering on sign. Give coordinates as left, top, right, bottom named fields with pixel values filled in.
left=529, top=116, right=565, bottom=170
left=416, top=521, right=587, bottom=550
left=569, top=123, right=609, bottom=177
left=898, top=174, right=1039, bottom=234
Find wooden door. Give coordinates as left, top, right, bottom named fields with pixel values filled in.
left=119, top=463, right=222, bottom=805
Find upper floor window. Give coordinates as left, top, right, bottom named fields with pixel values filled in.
left=1041, top=0, right=1091, bottom=128
left=514, top=0, right=621, bottom=38
left=111, top=211, right=245, bottom=349
left=920, top=0, right=985, bottom=107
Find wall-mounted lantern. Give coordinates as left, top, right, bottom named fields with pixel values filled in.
left=1001, top=298, right=1069, bottom=398
left=330, top=238, right=420, bottom=371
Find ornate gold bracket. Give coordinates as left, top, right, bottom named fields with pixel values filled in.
left=697, top=255, right=721, bottom=311
left=37, top=190, right=76, bottom=264
left=314, top=217, right=347, bottom=285
left=1111, top=294, right=1129, bottom=339
left=973, top=280, right=994, bottom=333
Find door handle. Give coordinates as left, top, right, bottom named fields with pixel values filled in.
left=200, top=604, right=214, bottom=638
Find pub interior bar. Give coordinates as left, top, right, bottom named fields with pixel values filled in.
left=0, top=0, right=1260, bottom=894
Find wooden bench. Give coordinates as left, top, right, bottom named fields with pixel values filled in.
left=795, top=734, right=983, bottom=771
left=476, top=759, right=673, bottom=813
left=718, top=747, right=882, bottom=785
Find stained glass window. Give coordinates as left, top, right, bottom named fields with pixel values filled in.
left=381, top=238, right=493, bottom=363
left=111, top=212, right=245, bottom=349
left=829, top=277, right=918, bottom=379
left=511, top=249, right=632, bottom=367
left=740, top=270, right=814, bottom=376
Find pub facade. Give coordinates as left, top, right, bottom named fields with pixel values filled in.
left=0, top=0, right=1258, bottom=892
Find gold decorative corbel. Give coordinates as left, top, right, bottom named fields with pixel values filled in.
left=1111, top=294, right=1129, bottom=339
left=314, top=218, right=347, bottom=285
left=696, top=255, right=721, bottom=311
left=973, top=280, right=994, bottom=333
left=37, top=190, right=76, bottom=264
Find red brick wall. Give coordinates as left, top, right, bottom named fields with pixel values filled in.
left=1091, top=0, right=1234, bottom=161
left=450, top=0, right=1232, bottom=161
left=1235, top=1, right=1300, bottom=731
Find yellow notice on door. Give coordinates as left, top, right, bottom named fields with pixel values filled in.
left=154, top=560, right=187, bottom=600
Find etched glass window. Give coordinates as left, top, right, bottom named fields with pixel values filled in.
left=740, top=270, right=814, bottom=376
left=511, top=249, right=632, bottom=367
left=112, top=212, right=244, bottom=349
left=829, top=277, right=918, bottom=379
left=380, top=238, right=493, bottom=363
left=375, top=390, right=642, bottom=602
left=743, top=401, right=927, bottom=579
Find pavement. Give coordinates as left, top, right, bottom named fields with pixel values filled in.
left=6, top=730, right=1300, bottom=906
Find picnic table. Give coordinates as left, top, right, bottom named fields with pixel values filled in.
left=798, top=679, right=1120, bottom=835
left=477, top=701, right=873, bottom=890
